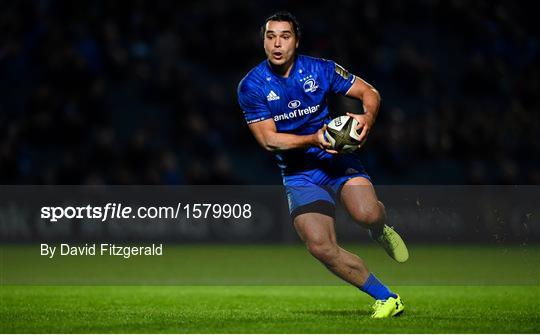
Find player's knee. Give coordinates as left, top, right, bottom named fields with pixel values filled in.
left=306, top=239, right=339, bottom=265
left=362, top=209, right=384, bottom=226
left=352, top=201, right=386, bottom=226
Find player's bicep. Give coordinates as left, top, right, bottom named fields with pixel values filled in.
left=247, top=118, right=277, bottom=149
left=344, top=75, right=378, bottom=100
left=345, top=76, right=381, bottom=119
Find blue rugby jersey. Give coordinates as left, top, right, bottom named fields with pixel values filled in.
left=237, top=54, right=356, bottom=173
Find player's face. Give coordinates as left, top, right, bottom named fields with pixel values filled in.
left=263, top=20, right=299, bottom=68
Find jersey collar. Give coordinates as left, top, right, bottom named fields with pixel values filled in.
left=266, top=55, right=300, bottom=81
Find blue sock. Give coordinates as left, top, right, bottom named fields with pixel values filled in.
left=368, top=224, right=384, bottom=240
left=359, top=273, right=397, bottom=300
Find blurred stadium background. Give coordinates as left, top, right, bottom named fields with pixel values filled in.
left=0, top=3, right=539, bottom=331
left=1, top=0, right=538, bottom=185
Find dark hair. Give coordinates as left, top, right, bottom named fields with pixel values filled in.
left=260, top=11, right=301, bottom=40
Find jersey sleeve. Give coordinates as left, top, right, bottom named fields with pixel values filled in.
left=237, top=78, right=271, bottom=124
left=321, top=59, right=356, bottom=95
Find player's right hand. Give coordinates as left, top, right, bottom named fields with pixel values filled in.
left=316, top=125, right=338, bottom=154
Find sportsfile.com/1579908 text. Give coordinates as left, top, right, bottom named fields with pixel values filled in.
left=40, top=203, right=253, bottom=222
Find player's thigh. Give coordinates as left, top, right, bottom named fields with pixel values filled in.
left=340, top=176, right=385, bottom=225
left=293, top=212, right=337, bottom=246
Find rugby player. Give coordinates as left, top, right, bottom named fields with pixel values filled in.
left=237, top=11, right=409, bottom=318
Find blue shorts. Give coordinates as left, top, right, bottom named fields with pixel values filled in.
left=282, top=153, right=370, bottom=219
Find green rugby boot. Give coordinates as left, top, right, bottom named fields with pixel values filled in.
left=373, top=225, right=409, bottom=263
left=371, top=295, right=405, bottom=318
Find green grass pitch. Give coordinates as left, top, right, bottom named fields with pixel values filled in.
left=1, top=244, right=539, bottom=333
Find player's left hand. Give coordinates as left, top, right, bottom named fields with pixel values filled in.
left=346, top=112, right=374, bottom=145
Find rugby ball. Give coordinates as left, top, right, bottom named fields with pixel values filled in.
left=324, top=115, right=362, bottom=153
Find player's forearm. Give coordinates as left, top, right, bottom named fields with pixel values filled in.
left=360, top=87, right=381, bottom=123
left=262, top=132, right=318, bottom=152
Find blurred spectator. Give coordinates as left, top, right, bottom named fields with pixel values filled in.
left=0, top=0, right=538, bottom=184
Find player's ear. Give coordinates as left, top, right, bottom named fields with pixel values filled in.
left=295, top=40, right=299, bottom=49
